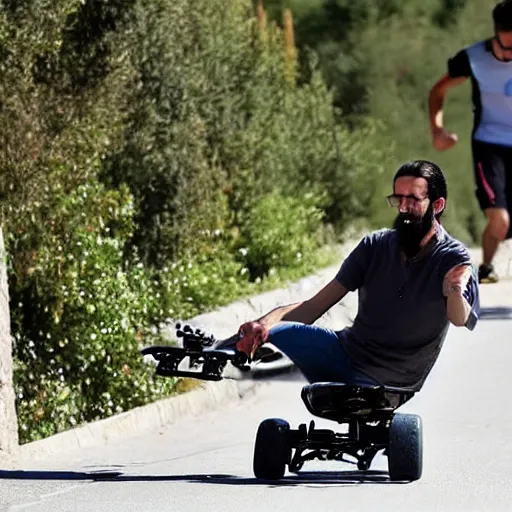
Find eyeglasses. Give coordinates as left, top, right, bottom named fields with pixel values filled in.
left=386, top=194, right=428, bottom=208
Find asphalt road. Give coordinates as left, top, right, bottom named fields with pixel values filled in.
left=2, top=280, right=512, bottom=512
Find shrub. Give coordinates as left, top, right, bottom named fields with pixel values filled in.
left=237, top=191, right=325, bottom=279
left=157, top=238, right=250, bottom=320
left=8, top=181, right=177, bottom=443
left=105, top=0, right=380, bottom=268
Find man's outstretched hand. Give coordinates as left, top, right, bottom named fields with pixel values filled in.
left=236, top=321, right=269, bottom=360
left=443, top=264, right=472, bottom=296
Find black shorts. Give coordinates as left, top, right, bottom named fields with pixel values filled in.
left=471, top=139, right=512, bottom=212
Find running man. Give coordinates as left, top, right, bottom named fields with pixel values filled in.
left=429, top=0, right=512, bottom=283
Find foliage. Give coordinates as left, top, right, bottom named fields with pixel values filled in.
left=104, top=0, right=384, bottom=267
left=103, top=0, right=231, bottom=266
left=8, top=182, right=177, bottom=443
left=1, top=0, right=363, bottom=443
left=0, top=0, right=164, bottom=443
left=156, top=233, right=251, bottom=320
left=237, top=191, right=325, bottom=279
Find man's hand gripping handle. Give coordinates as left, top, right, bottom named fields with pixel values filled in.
left=236, top=321, right=269, bottom=361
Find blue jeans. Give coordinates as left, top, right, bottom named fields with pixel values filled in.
left=269, top=322, right=380, bottom=386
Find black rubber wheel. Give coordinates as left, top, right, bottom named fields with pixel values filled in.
left=253, top=418, right=291, bottom=480
left=388, top=413, right=423, bottom=482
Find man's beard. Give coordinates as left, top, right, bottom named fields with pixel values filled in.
left=393, top=203, right=435, bottom=258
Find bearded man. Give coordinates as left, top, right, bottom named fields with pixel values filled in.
left=232, top=160, right=480, bottom=391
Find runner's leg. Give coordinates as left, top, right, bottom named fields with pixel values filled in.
left=472, top=140, right=509, bottom=281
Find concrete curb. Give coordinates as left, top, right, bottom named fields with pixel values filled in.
left=9, top=379, right=260, bottom=463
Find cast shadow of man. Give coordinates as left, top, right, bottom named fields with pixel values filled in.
left=0, top=468, right=409, bottom=487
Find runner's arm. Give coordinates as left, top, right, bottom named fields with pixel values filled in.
left=428, top=74, right=468, bottom=135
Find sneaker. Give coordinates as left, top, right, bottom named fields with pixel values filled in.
left=478, top=263, right=499, bottom=284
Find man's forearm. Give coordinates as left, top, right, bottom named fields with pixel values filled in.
left=446, top=290, right=472, bottom=327
left=258, top=302, right=305, bottom=330
left=216, top=301, right=315, bottom=349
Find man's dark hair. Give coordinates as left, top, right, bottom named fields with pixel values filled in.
left=393, top=160, right=447, bottom=220
left=493, top=0, right=512, bottom=32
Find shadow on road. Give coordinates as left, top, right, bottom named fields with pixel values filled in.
left=479, top=307, right=512, bottom=320
left=0, top=470, right=123, bottom=480
left=250, top=366, right=304, bottom=381
left=0, top=469, right=409, bottom=486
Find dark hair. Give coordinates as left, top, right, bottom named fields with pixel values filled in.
left=393, top=160, right=447, bottom=219
left=493, top=0, right=512, bottom=32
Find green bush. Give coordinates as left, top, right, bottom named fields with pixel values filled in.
left=104, top=0, right=378, bottom=268
left=237, top=191, right=325, bottom=279
left=104, top=0, right=240, bottom=266
left=156, top=232, right=250, bottom=320
left=9, top=181, right=177, bottom=443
